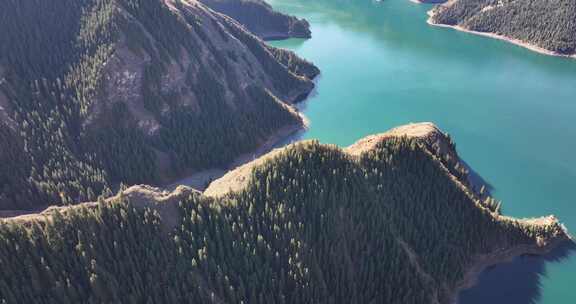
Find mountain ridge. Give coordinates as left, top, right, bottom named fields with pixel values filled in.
left=0, top=122, right=570, bottom=304
left=205, top=122, right=469, bottom=197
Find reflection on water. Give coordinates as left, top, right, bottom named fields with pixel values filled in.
left=459, top=241, right=576, bottom=304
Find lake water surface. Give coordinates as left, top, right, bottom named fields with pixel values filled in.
left=268, top=0, right=576, bottom=302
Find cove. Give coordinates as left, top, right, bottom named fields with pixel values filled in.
left=267, top=0, right=576, bottom=303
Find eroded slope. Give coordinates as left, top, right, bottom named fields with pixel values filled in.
left=0, top=0, right=319, bottom=209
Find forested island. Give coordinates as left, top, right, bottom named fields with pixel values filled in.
left=1, top=123, right=570, bottom=303
left=0, top=0, right=318, bottom=211
left=428, top=0, right=576, bottom=57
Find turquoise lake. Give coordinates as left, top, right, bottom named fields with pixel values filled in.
left=268, top=0, right=576, bottom=302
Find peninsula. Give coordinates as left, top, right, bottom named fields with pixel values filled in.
left=1, top=123, right=570, bottom=303
left=427, top=0, right=576, bottom=58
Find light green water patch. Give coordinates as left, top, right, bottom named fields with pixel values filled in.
left=268, top=0, right=576, bottom=302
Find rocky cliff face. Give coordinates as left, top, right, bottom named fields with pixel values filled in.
left=0, top=0, right=319, bottom=209
left=199, top=0, right=311, bottom=40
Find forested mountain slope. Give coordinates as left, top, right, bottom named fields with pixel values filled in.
left=1, top=123, right=570, bottom=304
left=429, top=0, right=576, bottom=56
left=200, top=0, right=311, bottom=40
left=0, top=0, right=319, bottom=210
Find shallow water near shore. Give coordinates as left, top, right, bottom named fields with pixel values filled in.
left=268, top=0, right=576, bottom=302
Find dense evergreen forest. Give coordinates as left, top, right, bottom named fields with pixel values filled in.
left=199, top=0, right=311, bottom=40
left=430, top=0, right=576, bottom=55
left=0, top=136, right=567, bottom=303
left=0, top=0, right=318, bottom=210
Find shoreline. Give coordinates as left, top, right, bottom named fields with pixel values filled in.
left=426, top=10, right=576, bottom=60
left=448, top=220, right=573, bottom=304
left=261, top=31, right=311, bottom=41
left=0, top=117, right=309, bottom=219
left=164, top=70, right=319, bottom=192
left=166, top=114, right=308, bottom=191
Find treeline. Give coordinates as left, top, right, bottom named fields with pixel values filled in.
left=0, top=137, right=562, bottom=303
left=432, top=0, right=576, bottom=54
left=0, top=0, right=317, bottom=209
